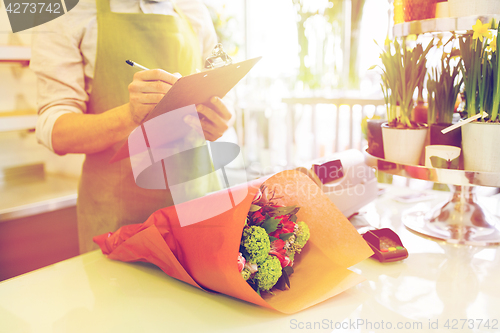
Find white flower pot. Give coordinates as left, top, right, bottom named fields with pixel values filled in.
left=448, top=0, right=500, bottom=17
left=462, top=122, right=500, bottom=173
left=381, top=123, right=428, bottom=165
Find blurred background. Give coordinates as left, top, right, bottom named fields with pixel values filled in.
left=0, top=0, right=391, bottom=180
left=204, top=0, right=389, bottom=176
left=0, top=0, right=392, bottom=280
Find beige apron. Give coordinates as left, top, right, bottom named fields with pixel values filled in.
left=78, top=0, right=211, bottom=253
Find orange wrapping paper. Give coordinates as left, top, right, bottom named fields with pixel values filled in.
left=94, top=170, right=373, bottom=313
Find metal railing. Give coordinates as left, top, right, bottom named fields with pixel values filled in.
left=282, top=95, right=385, bottom=166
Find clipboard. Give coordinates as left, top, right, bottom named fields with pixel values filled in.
left=110, top=55, right=262, bottom=163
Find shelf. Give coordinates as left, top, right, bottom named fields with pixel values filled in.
left=364, top=150, right=500, bottom=246
left=0, top=115, right=37, bottom=132
left=364, top=150, right=500, bottom=187
left=0, top=46, right=31, bottom=66
left=394, top=14, right=500, bottom=37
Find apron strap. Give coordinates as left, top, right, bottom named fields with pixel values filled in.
left=171, top=1, right=198, bottom=38
left=96, top=0, right=111, bottom=14
left=97, top=0, right=191, bottom=29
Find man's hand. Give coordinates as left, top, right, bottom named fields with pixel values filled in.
left=128, top=69, right=180, bottom=124
left=184, top=96, right=232, bottom=141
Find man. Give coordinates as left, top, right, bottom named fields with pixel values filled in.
left=31, top=0, right=231, bottom=253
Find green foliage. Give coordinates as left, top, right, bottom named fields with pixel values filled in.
left=249, top=204, right=261, bottom=212
left=279, top=233, right=294, bottom=241
left=261, top=216, right=280, bottom=234
left=292, top=0, right=366, bottom=89
left=375, top=37, right=433, bottom=127
left=459, top=22, right=500, bottom=122
left=459, top=34, right=487, bottom=118
left=271, top=205, right=299, bottom=216
left=274, top=266, right=294, bottom=291
left=255, top=256, right=283, bottom=291
left=427, top=50, right=462, bottom=125
left=490, top=21, right=500, bottom=122
left=241, top=226, right=271, bottom=264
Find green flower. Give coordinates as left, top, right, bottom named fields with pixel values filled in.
left=295, top=221, right=310, bottom=248
left=255, top=256, right=282, bottom=291
left=242, top=226, right=270, bottom=264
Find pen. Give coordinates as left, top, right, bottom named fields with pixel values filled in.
left=125, top=60, right=150, bottom=71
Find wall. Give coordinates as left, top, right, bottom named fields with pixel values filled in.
left=0, top=2, right=84, bottom=178
left=0, top=4, right=83, bottom=280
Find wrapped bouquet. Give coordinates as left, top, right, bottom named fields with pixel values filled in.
left=94, top=170, right=373, bottom=313
left=239, top=185, right=311, bottom=294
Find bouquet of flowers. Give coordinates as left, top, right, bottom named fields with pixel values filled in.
left=94, top=170, right=372, bottom=314
left=238, top=185, right=310, bottom=294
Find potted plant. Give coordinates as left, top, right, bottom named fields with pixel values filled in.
left=427, top=47, right=463, bottom=147
left=373, top=37, right=433, bottom=165
left=460, top=20, right=500, bottom=172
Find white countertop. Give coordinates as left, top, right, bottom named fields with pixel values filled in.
left=1, top=184, right=500, bottom=333
left=0, top=173, right=79, bottom=221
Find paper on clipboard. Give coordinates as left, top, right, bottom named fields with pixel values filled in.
left=110, top=56, right=262, bottom=163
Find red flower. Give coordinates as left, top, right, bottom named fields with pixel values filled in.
left=280, top=215, right=296, bottom=233
left=250, top=210, right=266, bottom=225
left=269, top=239, right=291, bottom=267
left=270, top=250, right=292, bottom=268
left=270, top=239, right=286, bottom=255
left=269, top=215, right=296, bottom=239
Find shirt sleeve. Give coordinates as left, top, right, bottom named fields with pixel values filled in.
left=31, top=0, right=217, bottom=153
left=176, top=0, right=218, bottom=62
left=30, top=8, right=93, bottom=153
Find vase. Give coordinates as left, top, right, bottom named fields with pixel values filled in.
left=367, top=119, right=385, bottom=158
left=449, top=0, right=500, bottom=17
left=429, top=123, right=461, bottom=147
left=462, top=122, right=500, bottom=173
left=403, top=0, right=436, bottom=22
left=412, top=100, right=428, bottom=124
left=381, top=123, right=428, bottom=165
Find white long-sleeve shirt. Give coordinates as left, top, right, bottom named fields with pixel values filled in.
left=30, top=0, right=217, bottom=152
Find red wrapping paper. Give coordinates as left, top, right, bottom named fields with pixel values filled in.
left=94, top=170, right=373, bottom=313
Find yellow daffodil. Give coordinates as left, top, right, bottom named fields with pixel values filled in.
left=406, top=34, right=417, bottom=42
left=487, top=37, right=497, bottom=52
left=472, top=19, right=492, bottom=42
left=384, top=35, right=391, bottom=47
